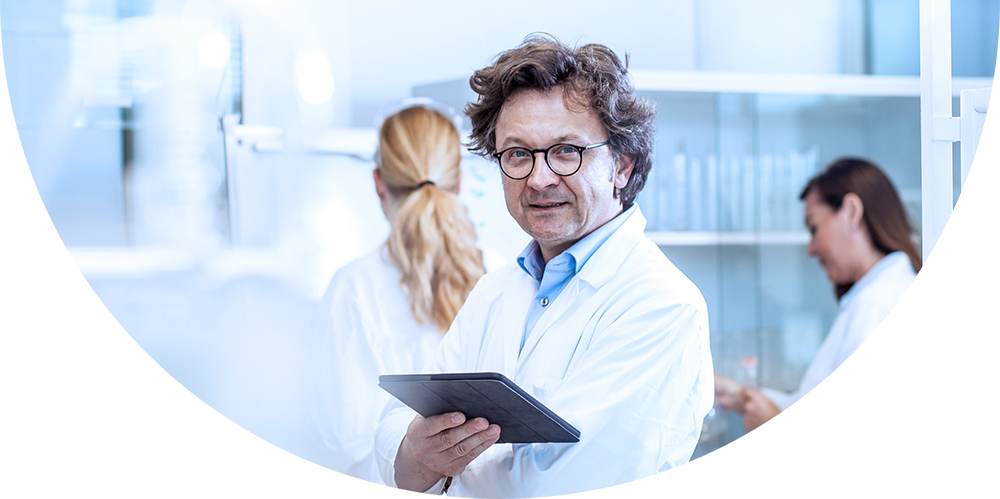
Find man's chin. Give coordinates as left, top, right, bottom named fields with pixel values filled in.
left=525, top=229, right=576, bottom=250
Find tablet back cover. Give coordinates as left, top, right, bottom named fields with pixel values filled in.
left=378, top=373, right=579, bottom=444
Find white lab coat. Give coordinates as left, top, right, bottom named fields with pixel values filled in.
left=374, top=206, right=715, bottom=498
left=762, top=251, right=916, bottom=410
left=308, top=248, right=445, bottom=482
left=307, top=245, right=506, bottom=483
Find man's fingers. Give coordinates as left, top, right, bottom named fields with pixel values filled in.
left=433, top=417, right=490, bottom=452
left=410, top=412, right=467, bottom=439
left=440, top=425, right=501, bottom=476
left=407, top=416, right=499, bottom=477
left=444, top=423, right=500, bottom=461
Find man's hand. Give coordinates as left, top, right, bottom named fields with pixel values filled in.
left=742, top=387, right=780, bottom=431
left=394, top=412, right=501, bottom=492
left=714, top=374, right=748, bottom=413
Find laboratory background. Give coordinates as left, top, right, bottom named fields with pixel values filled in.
left=3, top=0, right=996, bottom=462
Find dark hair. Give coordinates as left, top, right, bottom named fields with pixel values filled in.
left=465, top=34, right=656, bottom=210
left=800, top=157, right=922, bottom=299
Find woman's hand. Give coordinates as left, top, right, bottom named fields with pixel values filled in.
left=714, top=374, right=748, bottom=413
left=742, top=387, right=780, bottom=431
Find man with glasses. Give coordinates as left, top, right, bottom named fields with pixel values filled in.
left=374, top=34, right=713, bottom=497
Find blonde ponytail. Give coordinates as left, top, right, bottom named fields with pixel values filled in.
left=377, top=106, right=486, bottom=332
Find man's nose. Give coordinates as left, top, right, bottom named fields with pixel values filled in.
left=525, top=152, right=560, bottom=189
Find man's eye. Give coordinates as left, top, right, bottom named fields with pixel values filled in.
left=508, top=149, right=529, bottom=158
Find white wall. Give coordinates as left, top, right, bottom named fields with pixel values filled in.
left=345, top=0, right=699, bottom=127
left=241, top=0, right=354, bottom=129
left=239, top=0, right=879, bottom=129
left=694, top=0, right=858, bottom=74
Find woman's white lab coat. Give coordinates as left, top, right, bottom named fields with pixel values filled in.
left=308, top=248, right=445, bottom=482
left=762, top=251, right=917, bottom=409
left=308, top=246, right=504, bottom=482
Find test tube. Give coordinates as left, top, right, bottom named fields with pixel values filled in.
left=672, top=151, right=687, bottom=231
left=706, top=154, right=719, bottom=232
left=689, top=157, right=702, bottom=232
left=759, top=153, right=774, bottom=232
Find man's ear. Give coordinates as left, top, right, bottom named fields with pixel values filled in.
left=841, top=192, right=865, bottom=229
left=613, top=155, right=635, bottom=190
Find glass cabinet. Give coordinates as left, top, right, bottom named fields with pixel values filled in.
left=417, top=70, right=990, bottom=456
left=629, top=70, right=990, bottom=455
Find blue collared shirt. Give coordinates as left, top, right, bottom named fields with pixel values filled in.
left=515, top=204, right=637, bottom=353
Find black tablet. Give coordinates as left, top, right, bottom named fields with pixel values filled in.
left=378, top=372, right=580, bottom=444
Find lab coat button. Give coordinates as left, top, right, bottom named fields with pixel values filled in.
left=540, top=297, right=549, bottom=307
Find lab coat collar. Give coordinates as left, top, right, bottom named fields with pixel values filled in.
left=574, top=204, right=648, bottom=290
left=839, top=251, right=910, bottom=311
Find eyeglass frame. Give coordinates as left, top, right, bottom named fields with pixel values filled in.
left=491, top=141, right=610, bottom=180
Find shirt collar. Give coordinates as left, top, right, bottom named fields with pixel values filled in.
left=516, top=240, right=545, bottom=282
left=516, top=204, right=637, bottom=282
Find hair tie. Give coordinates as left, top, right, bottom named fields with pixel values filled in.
left=415, top=180, right=435, bottom=189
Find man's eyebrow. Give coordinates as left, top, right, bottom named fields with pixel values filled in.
left=497, top=135, right=524, bottom=150
left=497, top=134, right=587, bottom=150
left=553, top=134, right=584, bottom=144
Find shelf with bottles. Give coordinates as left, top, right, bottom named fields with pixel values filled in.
left=630, top=71, right=993, bottom=237
left=638, top=145, right=822, bottom=234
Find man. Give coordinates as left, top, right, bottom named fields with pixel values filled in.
left=373, top=35, right=714, bottom=497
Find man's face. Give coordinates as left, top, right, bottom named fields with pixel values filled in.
left=495, top=87, right=634, bottom=262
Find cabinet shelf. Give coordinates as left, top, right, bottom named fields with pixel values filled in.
left=646, top=230, right=810, bottom=246
left=630, top=70, right=992, bottom=97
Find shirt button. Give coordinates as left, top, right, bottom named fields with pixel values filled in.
left=540, top=297, right=549, bottom=307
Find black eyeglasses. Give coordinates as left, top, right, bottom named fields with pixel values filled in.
left=492, top=142, right=609, bottom=180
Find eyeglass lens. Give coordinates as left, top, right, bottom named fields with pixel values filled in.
left=499, top=144, right=581, bottom=178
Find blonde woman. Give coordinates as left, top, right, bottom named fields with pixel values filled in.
left=309, top=104, right=488, bottom=482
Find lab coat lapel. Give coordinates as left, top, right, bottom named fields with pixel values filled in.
left=576, top=206, right=647, bottom=289
left=517, top=278, right=579, bottom=372
left=500, top=272, right=535, bottom=377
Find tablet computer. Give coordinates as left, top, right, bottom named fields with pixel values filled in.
left=378, top=372, right=580, bottom=444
